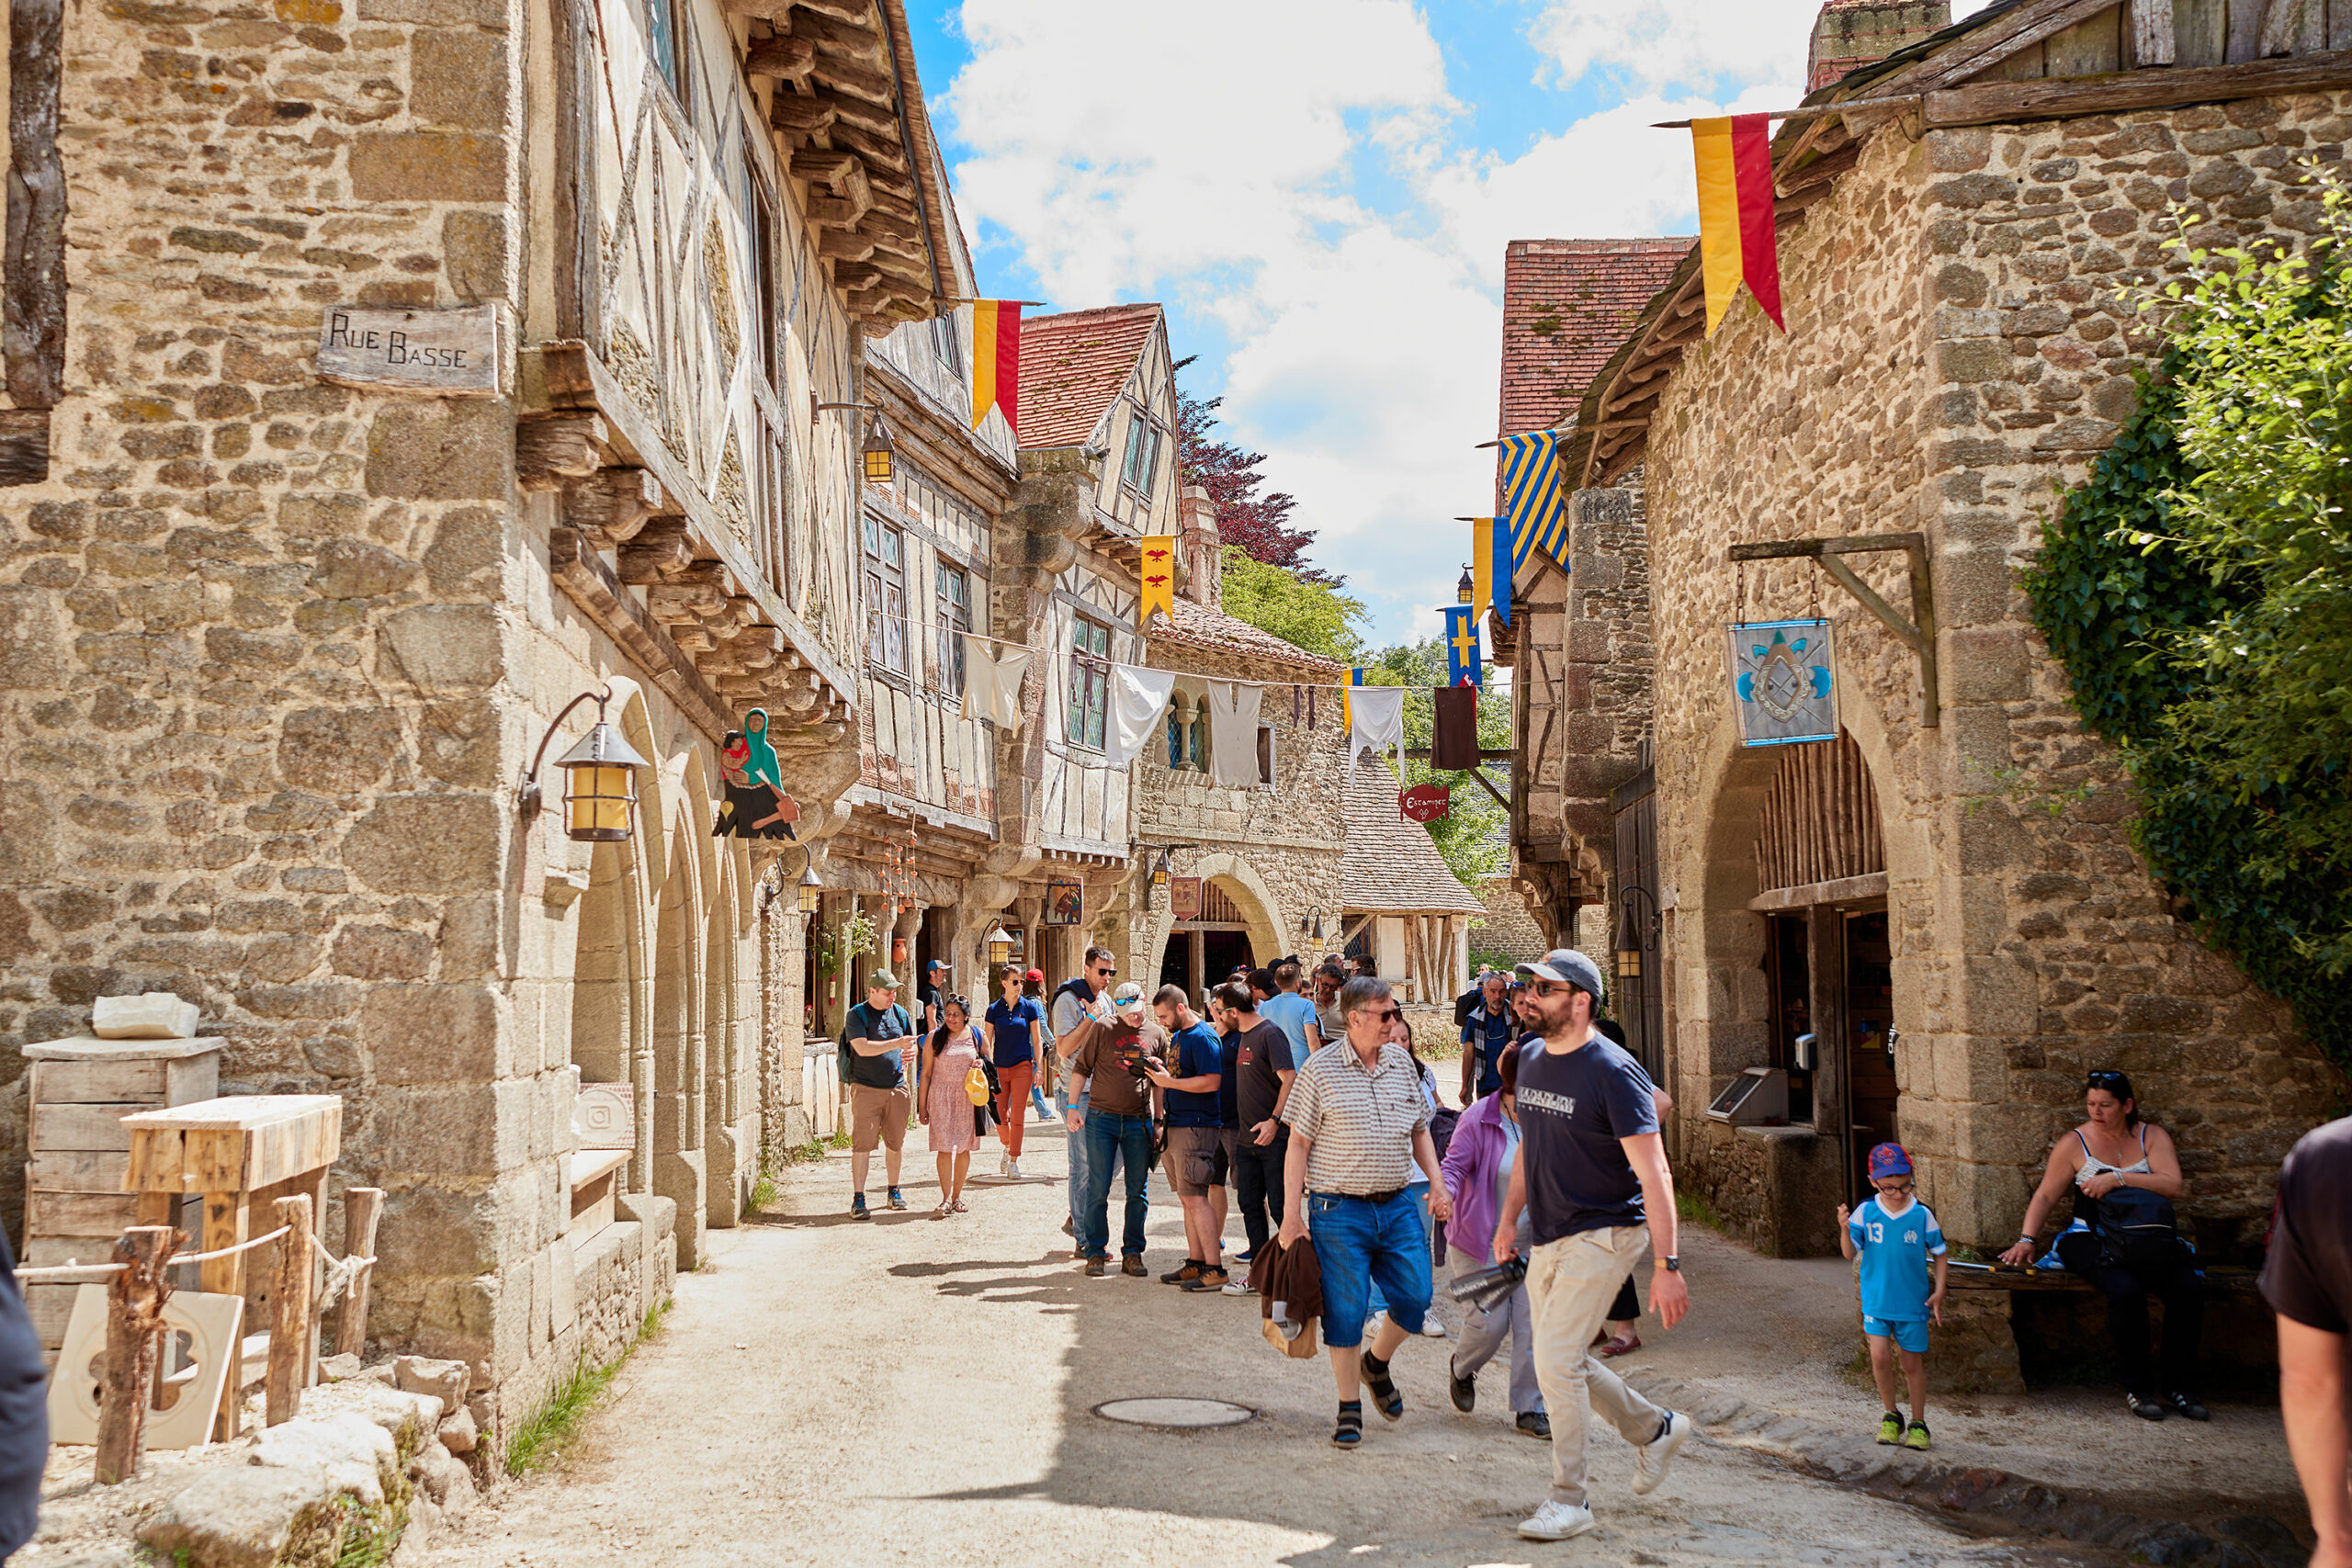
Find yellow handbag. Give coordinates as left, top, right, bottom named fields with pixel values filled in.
left=965, top=1060, right=991, bottom=1107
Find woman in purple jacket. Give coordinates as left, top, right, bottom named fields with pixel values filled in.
left=1440, top=1043, right=1549, bottom=1438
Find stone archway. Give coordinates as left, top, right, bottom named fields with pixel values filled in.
left=1138, top=852, right=1287, bottom=1001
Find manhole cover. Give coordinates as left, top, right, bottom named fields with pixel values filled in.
left=1091, top=1398, right=1257, bottom=1429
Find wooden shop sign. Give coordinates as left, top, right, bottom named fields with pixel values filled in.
left=1400, top=784, right=1451, bottom=823
left=1168, top=876, right=1201, bottom=922
left=316, top=303, right=502, bottom=396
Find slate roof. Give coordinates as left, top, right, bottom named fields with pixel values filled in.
left=1151, top=598, right=1347, bottom=675
left=1341, top=768, right=1487, bottom=916
left=1016, top=304, right=1162, bottom=449
left=1498, top=240, right=1691, bottom=437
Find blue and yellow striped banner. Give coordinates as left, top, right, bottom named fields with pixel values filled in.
left=1342, top=665, right=1363, bottom=730
left=1498, top=431, right=1569, bottom=578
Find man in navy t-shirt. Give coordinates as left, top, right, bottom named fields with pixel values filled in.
left=1148, top=987, right=1234, bottom=1291
left=1493, top=950, right=1694, bottom=1543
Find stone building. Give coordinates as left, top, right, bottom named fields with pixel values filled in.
left=1126, top=490, right=1347, bottom=996
left=1487, top=239, right=1683, bottom=998
left=0, top=0, right=962, bottom=1441
left=1526, top=0, right=2352, bottom=1256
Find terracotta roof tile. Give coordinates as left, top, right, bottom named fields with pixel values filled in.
left=1150, top=598, right=1347, bottom=674
left=1341, top=769, right=1487, bottom=916
left=1498, top=239, right=1691, bottom=438
left=1015, top=304, right=1162, bottom=449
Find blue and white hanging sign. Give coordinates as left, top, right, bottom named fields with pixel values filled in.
left=1727, top=618, right=1838, bottom=747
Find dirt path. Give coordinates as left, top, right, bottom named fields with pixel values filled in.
left=417, top=1122, right=2132, bottom=1568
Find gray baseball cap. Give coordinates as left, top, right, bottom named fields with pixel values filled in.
left=1111, top=981, right=1147, bottom=1017
left=1516, top=949, right=1606, bottom=1003
left=868, top=971, right=899, bottom=991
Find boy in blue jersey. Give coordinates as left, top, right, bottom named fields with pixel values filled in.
left=1838, top=1143, right=1948, bottom=1451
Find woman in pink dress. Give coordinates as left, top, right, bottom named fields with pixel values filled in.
left=921, top=996, right=987, bottom=1216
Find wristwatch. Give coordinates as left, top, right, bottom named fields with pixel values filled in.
left=1655, top=1256, right=1679, bottom=1272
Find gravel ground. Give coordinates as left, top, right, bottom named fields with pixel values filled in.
left=412, top=1119, right=2156, bottom=1568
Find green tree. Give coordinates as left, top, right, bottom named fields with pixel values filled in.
left=1217, top=546, right=1368, bottom=662
left=2023, top=176, right=2352, bottom=1066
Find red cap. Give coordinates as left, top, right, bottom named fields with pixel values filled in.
left=1023, top=967, right=1044, bottom=984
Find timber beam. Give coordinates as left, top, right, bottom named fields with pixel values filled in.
left=1725, top=532, right=1939, bottom=728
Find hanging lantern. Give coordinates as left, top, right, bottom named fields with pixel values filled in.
left=1151, top=847, right=1172, bottom=894
left=862, top=413, right=897, bottom=485
left=983, top=920, right=1013, bottom=967
left=1614, top=891, right=1646, bottom=981
left=522, top=688, right=648, bottom=844
left=1456, top=564, right=1475, bottom=605
left=1302, top=904, right=1326, bottom=942
left=797, top=857, right=823, bottom=916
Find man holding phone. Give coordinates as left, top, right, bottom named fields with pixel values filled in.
left=843, top=973, right=914, bottom=1219
left=1069, top=983, right=1166, bottom=1278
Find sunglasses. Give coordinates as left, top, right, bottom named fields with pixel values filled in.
left=1356, top=1006, right=1403, bottom=1022
left=1091, top=965, right=1117, bottom=976
left=2086, top=1071, right=2129, bottom=1090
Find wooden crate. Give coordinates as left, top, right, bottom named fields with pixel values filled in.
left=21, top=1035, right=220, bottom=1355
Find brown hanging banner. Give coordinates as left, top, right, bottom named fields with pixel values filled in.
left=1432, top=684, right=1480, bottom=772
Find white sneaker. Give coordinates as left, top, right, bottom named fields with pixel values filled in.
left=1221, top=1276, right=1256, bottom=1297
left=1419, top=1317, right=1447, bottom=1338
left=1631, top=1410, right=1691, bottom=1495
left=997, top=1151, right=1011, bottom=1178
left=1516, top=1500, right=1595, bottom=1541
left=1007, top=1159, right=1023, bottom=1179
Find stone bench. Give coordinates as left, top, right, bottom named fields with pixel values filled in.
left=1915, top=1265, right=2267, bottom=1397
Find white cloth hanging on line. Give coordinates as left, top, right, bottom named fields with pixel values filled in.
left=1345, top=684, right=1406, bottom=781
left=1204, top=682, right=1262, bottom=787
left=1108, top=665, right=1177, bottom=768
left=960, top=636, right=1029, bottom=733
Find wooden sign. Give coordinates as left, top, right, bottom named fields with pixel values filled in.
left=1400, top=784, right=1451, bottom=823
left=1169, top=875, right=1202, bottom=922
left=1044, top=875, right=1084, bottom=926
left=1728, top=618, right=1838, bottom=748
left=316, top=303, right=502, bottom=397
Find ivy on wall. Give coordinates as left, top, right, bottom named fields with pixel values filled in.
left=2023, top=187, right=2352, bottom=1071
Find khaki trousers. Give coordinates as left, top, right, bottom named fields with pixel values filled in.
left=1525, top=1223, right=1668, bottom=1507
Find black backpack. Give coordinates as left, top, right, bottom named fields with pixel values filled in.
left=2092, top=1184, right=2184, bottom=1274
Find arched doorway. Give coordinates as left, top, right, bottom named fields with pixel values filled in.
left=1159, top=881, right=1257, bottom=999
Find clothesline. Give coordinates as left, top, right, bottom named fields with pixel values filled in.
left=862, top=604, right=1393, bottom=693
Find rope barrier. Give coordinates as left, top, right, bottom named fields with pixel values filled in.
left=15, top=1232, right=369, bottom=1285
left=177, top=1224, right=291, bottom=1267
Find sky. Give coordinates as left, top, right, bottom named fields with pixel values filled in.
left=901, top=0, right=1994, bottom=647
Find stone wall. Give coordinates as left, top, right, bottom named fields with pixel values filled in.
left=1639, top=97, right=2348, bottom=1254
left=1474, top=878, right=1545, bottom=964
left=1125, top=640, right=1347, bottom=986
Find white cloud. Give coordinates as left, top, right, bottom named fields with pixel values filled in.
left=1526, top=0, right=1823, bottom=95
left=933, top=0, right=1837, bottom=642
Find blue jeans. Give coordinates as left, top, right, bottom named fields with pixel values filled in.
left=1080, top=1111, right=1153, bottom=1260
left=1309, top=1189, right=1431, bottom=1348
left=1031, top=1083, right=1052, bottom=1118
left=1366, top=1182, right=1430, bottom=1318
left=1059, top=1085, right=1090, bottom=1224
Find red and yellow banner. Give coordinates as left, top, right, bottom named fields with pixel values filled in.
left=1691, top=115, right=1784, bottom=337
left=1138, top=535, right=1176, bottom=626
left=971, top=301, right=1023, bottom=436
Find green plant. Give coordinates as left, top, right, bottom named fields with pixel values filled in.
left=503, top=1296, right=671, bottom=1476
left=744, top=1173, right=779, bottom=1214
left=2021, top=176, right=2352, bottom=1072
left=333, top=1498, right=410, bottom=1568
left=1676, top=1188, right=1724, bottom=1232
left=812, top=912, right=880, bottom=981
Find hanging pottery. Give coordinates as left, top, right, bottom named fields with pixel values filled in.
left=713, top=707, right=801, bottom=839
left=1727, top=619, right=1838, bottom=747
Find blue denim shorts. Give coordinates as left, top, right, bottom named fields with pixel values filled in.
left=1307, top=1190, right=1431, bottom=1348
left=1863, top=1315, right=1930, bottom=1354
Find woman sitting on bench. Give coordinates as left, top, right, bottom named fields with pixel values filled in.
left=1997, top=1070, right=2205, bottom=1424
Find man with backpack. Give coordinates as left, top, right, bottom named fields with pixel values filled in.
left=842, top=972, right=914, bottom=1218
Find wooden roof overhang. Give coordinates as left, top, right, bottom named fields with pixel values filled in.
left=1565, top=0, right=2352, bottom=488
left=730, top=0, right=959, bottom=326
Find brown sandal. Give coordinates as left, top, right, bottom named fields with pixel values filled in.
left=1598, top=1334, right=1641, bottom=1359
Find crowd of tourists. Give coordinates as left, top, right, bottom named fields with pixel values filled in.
left=832, top=942, right=2352, bottom=1552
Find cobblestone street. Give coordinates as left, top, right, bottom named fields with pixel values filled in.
left=416, top=1125, right=2132, bottom=1568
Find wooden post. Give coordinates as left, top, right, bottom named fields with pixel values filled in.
left=94, top=1224, right=176, bottom=1484
left=335, top=1187, right=383, bottom=1359
left=266, top=1194, right=312, bottom=1426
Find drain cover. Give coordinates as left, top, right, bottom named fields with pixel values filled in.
left=1091, top=1398, right=1257, bottom=1429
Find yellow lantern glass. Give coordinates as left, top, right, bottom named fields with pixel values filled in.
left=797, top=861, right=822, bottom=916
left=1615, top=946, right=1641, bottom=981
left=862, top=414, right=896, bottom=486
left=550, top=715, right=649, bottom=844
left=984, top=921, right=1013, bottom=966
left=1456, top=565, right=1475, bottom=605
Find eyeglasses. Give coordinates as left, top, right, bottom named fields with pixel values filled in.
left=1877, top=1180, right=1915, bottom=1193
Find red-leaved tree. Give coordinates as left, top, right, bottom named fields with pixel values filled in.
left=1176, top=381, right=1332, bottom=583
